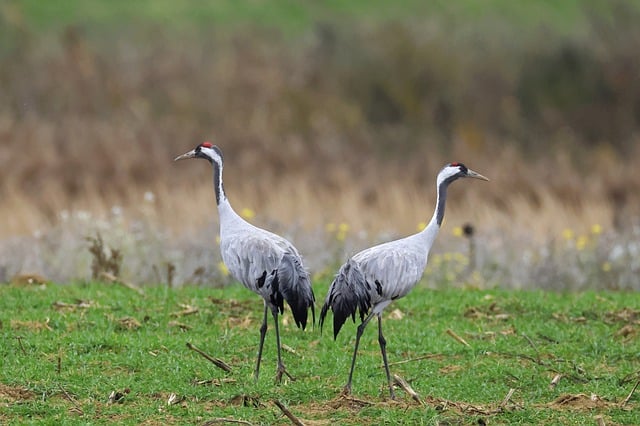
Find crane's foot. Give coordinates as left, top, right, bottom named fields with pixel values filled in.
left=340, top=383, right=352, bottom=397
left=275, top=362, right=295, bottom=384
left=388, top=387, right=397, bottom=400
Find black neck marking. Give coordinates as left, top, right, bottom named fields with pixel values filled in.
left=435, top=175, right=460, bottom=226
left=213, top=160, right=225, bottom=205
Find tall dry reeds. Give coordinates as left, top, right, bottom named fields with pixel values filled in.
left=1, top=5, right=639, bottom=288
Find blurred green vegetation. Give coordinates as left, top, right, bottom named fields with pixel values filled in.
left=3, top=0, right=638, bottom=157
left=6, top=0, right=622, bottom=37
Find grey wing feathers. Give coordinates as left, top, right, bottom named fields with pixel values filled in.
left=276, top=252, right=315, bottom=329
left=221, top=236, right=280, bottom=291
left=319, top=259, right=372, bottom=339
left=221, top=232, right=315, bottom=329
left=356, top=245, right=425, bottom=301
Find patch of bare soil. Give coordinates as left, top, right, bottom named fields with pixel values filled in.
left=546, top=393, right=619, bottom=411
left=52, top=299, right=95, bottom=311
left=0, top=383, right=35, bottom=403
left=423, top=394, right=519, bottom=416
left=115, top=316, right=142, bottom=330
left=294, top=395, right=412, bottom=425
left=209, top=297, right=255, bottom=316
left=464, top=302, right=511, bottom=322
left=605, top=308, right=640, bottom=324
left=10, top=318, right=52, bottom=331
left=10, top=273, right=49, bottom=286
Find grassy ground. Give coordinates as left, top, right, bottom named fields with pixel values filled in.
left=1, top=281, right=638, bottom=424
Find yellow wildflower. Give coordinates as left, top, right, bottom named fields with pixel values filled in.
left=601, top=262, right=611, bottom=272
left=561, top=229, right=574, bottom=241
left=452, top=226, right=463, bottom=237
left=217, top=261, right=229, bottom=277
left=240, top=207, right=255, bottom=220
left=590, top=224, right=602, bottom=235
left=576, top=235, right=589, bottom=251
left=417, top=222, right=427, bottom=231
left=335, top=223, right=349, bottom=242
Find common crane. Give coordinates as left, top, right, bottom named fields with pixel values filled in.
left=175, top=142, right=315, bottom=383
left=319, top=162, right=488, bottom=398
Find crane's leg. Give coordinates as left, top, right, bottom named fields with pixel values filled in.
left=272, top=309, right=295, bottom=383
left=344, top=311, right=376, bottom=396
left=377, top=315, right=395, bottom=399
left=254, top=305, right=268, bottom=381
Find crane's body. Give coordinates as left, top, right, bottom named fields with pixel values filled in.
left=175, top=142, right=315, bottom=382
left=320, top=162, right=488, bottom=398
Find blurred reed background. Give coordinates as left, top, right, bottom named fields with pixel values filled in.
left=1, top=0, right=639, bottom=289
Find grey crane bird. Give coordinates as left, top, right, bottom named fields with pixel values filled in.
left=319, top=162, right=488, bottom=398
left=175, top=142, right=315, bottom=383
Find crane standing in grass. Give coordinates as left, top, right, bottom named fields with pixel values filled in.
left=175, top=142, right=315, bottom=383
left=320, top=162, right=488, bottom=398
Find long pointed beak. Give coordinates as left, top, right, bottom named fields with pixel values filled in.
left=174, top=149, right=197, bottom=162
left=466, top=169, right=489, bottom=181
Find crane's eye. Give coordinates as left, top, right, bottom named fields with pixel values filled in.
left=202, top=142, right=213, bottom=149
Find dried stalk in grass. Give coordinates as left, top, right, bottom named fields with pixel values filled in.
left=387, top=353, right=442, bottom=367
left=499, top=388, right=516, bottom=408
left=281, top=344, right=298, bottom=355
left=202, top=419, right=254, bottom=425
left=392, top=374, right=423, bottom=405
left=167, top=393, right=184, bottom=406
left=620, top=380, right=639, bottom=408
left=100, top=272, right=144, bottom=295
left=273, top=400, right=305, bottom=426
left=186, top=342, right=232, bottom=372
left=550, top=374, right=562, bottom=389
left=14, top=336, right=27, bottom=355
left=446, top=329, right=470, bottom=347
left=171, top=304, right=199, bottom=317
left=521, top=333, right=539, bottom=356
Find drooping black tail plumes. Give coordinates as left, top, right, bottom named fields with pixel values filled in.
left=320, top=259, right=372, bottom=339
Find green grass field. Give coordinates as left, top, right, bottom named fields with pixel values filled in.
left=1, top=281, right=638, bottom=424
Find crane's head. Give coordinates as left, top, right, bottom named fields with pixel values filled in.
left=175, top=142, right=226, bottom=204
left=438, top=162, right=489, bottom=186
left=174, top=142, right=223, bottom=165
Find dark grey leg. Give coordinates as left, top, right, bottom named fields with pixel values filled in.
left=378, top=315, right=395, bottom=399
left=254, top=305, right=268, bottom=381
left=344, top=311, right=376, bottom=395
left=273, top=309, right=295, bottom=383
